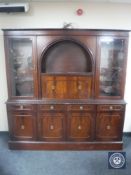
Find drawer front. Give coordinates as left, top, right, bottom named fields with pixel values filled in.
left=7, top=104, right=36, bottom=112
left=68, top=105, right=95, bottom=111
left=39, top=104, right=65, bottom=111
left=97, top=105, right=124, bottom=112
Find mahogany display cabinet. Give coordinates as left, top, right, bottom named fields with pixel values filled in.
left=3, top=29, right=129, bottom=150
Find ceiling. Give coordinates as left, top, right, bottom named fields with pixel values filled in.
left=0, top=0, right=131, bottom=3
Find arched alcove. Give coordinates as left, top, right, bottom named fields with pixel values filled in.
left=41, top=40, right=93, bottom=74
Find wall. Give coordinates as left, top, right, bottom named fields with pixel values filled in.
left=0, top=2, right=131, bottom=131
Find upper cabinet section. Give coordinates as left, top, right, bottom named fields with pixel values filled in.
left=3, top=29, right=129, bottom=100
left=96, top=36, right=128, bottom=99
left=5, top=36, right=38, bottom=99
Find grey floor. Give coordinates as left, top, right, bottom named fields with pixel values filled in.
left=0, top=133, right=131, bottom=175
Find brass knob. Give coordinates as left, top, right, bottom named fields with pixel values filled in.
left=78, top=85, right=82, bottom=90
left=50, top=125, right=54, bottom=130
left=21, top=125, right=25, bottom=130
left=80, top=106, right=83, bottom=110
left=109, top=106, right=113, bottom=110
left=50, top=105, right=54, bottom=110
left=51, top=85, right=55, bottom=90
left=78, top=125, right=82, bottom=130
left=106, top=125, right=111, bottom=130
left=20, top=105, right=23, bottom=110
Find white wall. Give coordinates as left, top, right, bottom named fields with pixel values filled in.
left=0, top=2, right=131, bottom=131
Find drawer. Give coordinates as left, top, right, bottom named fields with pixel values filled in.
left=97, top=105, right=124, bottom=111
left=68, top=105, right=95, bottom=111
left=39, top=104, right=65, bottom=111
left=10, top=111, right=35, bottom=117
left=7, top=104, right=36, bottom=112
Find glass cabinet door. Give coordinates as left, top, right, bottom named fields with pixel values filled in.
left=7, top=37, right=36, bottom=98
left=97, top=37, right=127, bottom=98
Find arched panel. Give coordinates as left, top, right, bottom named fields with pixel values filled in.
left=41, top=40, right=93, bottom=74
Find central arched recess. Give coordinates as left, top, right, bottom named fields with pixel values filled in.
left=41, top=40, right=93, bottom=74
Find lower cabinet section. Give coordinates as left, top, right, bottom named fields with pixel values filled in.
left=7, top=103, right=125, bottom=150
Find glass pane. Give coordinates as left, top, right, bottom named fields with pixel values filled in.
left=99, top=37, right=125, bottom=96
left=9, top=38, right=34, bottom=96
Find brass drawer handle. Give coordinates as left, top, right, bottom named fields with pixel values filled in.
left=109, top=106, right=113, bottom=110
left=21, top=125, right=25, bottom=130
left=80, top=106, right=83, bottom=110
left=78, top=125, right=82, bottom=130
left=106, top=125, right=111, bottom=130
left=50, top=105, right=54, bottom=110
left=50, top=125, right=54, bottom=130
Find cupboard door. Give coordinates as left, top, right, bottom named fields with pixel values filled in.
left=96, top=37, right=128, bottom=99
left=96, top=112, right=124, bottom=141
left=5, top=36, right=38, bottom=98
left=38, top=113, right=65, bottom=141
left=41, top=76, right=67, bottom=99
left=68, top=112, right=94, bottom=141
left=67, top=76, right=92, bottom=99
left=77, top=77, right=92, bottom=98
left=10, top=112, right=36, bottom=140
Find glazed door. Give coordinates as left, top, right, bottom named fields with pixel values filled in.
left=96, top=36, right=128, bottom=99
left=5, top=36, right=38, bottom=99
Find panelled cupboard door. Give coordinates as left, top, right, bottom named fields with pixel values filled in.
left=41, top=76, right=67, bottom=99
left=5, top=36, right=38, bottom=99
left=10, top=112, right=37, bottom=141
left=38, top=113, right=65, bottom=141
left=96, top=112, right=124, bottom=141
left=68, top=112, right=94, bottom=141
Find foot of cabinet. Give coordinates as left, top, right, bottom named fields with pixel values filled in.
left=8, top=141, right=123, bottom=150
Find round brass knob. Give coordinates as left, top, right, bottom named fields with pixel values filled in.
left=78, top=125, right=82, bottom=130
left=80, top=106, right=83, bottom=110
left=109, top=106, right=113, bottom=110
left=50, top=105, right=54, bottom=110
left=50, top=125, right=54, bottom=130
left=78, top=85, right=82, bottom=90
left=51, top=85, right=55, bottom=90
left=106, top=125, right=111, bottom=130
left=20, top=105, right=23, bottom=110
left=21, top=125, right=25, bottom=130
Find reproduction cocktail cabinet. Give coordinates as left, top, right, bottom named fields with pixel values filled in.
left=3, top=29, right=129, bottom=150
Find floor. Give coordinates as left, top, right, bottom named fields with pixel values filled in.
left=0, top=133, right=131, bottom=175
